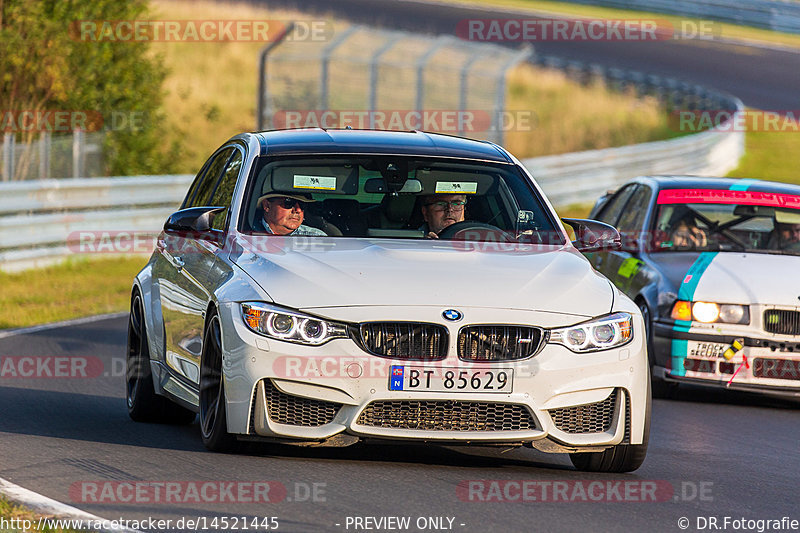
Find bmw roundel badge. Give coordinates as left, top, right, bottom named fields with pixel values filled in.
left=442, top=309, right=463, bottom=321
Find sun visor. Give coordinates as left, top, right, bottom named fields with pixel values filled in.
left=414, top=169, right=493, bottom=195
left=269, top=165, right=359, bottom=194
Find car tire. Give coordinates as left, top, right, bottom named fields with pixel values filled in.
left=569, top=375, right=651, bottom=473
left=637, top=299, right=679, bottom=399
left=199, top=311, right=238, bottom=452
left=127, top=291, right=196, bottom=425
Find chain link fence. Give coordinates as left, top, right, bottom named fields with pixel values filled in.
left=258, top=24, right=532, bottom=144
left=1, top=131, right=105, bottom=181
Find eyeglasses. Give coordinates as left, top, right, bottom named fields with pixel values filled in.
left=424, top=200, right=467, bottom=211
left=269, top=197, right=307, bottom=210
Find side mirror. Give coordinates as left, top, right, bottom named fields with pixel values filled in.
left=164, top=206, right=226, bottom=234
left=562, top=218, right=621, bottom=252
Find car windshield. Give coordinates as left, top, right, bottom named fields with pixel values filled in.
left=239, top=155, right=564, bottom=244
left=651, top=188, right=800, bottom=255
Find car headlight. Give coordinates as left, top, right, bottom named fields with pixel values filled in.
left=548, top=312, right=633, bottom=353
left=241, top=302, right=349, bottom=345
left=670, top=301, right=749, bottom=324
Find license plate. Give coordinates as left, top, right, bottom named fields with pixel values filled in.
left=688, top=341, right=726, bottom=359
left=389, top=366, right=513, bottom=393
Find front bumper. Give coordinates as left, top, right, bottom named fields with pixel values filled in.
left=653, top=319, right=800, bottom=398
left=218, top=303, right=649, bottom=449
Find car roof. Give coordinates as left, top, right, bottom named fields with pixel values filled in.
left=248, top=128, right=513, bottom=163
left=634, top=175, right=800, bottom=195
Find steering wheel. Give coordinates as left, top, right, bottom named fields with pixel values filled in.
left=436, top=221, right=516, bottom=242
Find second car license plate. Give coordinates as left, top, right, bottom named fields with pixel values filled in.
left=389, top=366, right=513, bottom=393
left=688, top=341, right=726, bottom=359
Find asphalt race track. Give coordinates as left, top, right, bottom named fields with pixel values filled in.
left=0, top=316, right=798, bottom=532
left=265, top=0, right=800, bottom=110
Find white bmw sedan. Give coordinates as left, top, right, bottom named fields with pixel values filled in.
left=127, top=129, right=650, bottom=472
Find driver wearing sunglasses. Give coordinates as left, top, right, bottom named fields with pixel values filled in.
left=257, top=193, right=327, bottom=236
left=420, top=194, right=467, bottom=238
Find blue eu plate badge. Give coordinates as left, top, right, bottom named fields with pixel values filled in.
left=389, top=366, right=404, bottom=391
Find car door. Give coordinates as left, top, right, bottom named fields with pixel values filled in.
left=601, top=184, right=654, bottom=295
left=154, top=146, right=235, bottom=385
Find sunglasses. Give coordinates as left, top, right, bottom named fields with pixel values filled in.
left=269, top=197, right=308, bottom=210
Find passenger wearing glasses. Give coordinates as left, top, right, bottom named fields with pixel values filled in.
left=257, top=193, right=327, bottom=236
left=420, top=194, right=467, bottom=238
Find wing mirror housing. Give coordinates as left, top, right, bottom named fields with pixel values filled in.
left=164, top=206, right=226, bottom=234
left=562, top=218, right=622, bottom=252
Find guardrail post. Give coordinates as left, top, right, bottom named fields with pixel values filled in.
left=72, top=129, right=84, bottom=178
left=459, top=47, right=490, bottom=137
left=2, top=134, right=14, bottom=181
left=368, top=34, right=402, bottom=128
left=415, top=36, right=451, bottom=113
left=256, top=22, right=295, bottom=130
left=39, top=132, right=50, bottom=179
left=320, top=25, right=359, bottom=111
left=493, top=44, right=533, bottom=145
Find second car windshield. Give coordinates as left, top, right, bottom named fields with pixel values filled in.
left=652, top=189, right=800, bottom=254
left=239, top=156, right=563, bottom=244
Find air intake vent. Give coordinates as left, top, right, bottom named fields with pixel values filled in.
left=264, top=380, right=340, bottom=427
left=548, top=389, right=618, bottom=434
left=357, top=400, right=536, bottom=431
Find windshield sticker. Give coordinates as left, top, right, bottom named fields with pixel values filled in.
left=293, top=175, right=337, bottom=190
left=435, top=181, right=478, bottom=194
left=657, top=189, right=800, bottom=208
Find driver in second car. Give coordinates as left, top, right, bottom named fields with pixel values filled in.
left=420, top=194, right=467, bottom=238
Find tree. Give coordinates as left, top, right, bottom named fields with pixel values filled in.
left=0, top=0, right=172, bottom=177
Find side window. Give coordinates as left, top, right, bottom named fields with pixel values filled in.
left=209, top=149, right=244, bottom=231
left=181, top=162, right=211, bottom=209
left=616, top=185, right=652, bottom=233
left=595, top=185, right=637, bottom=226
left=188, top=147, right=234, bottom=208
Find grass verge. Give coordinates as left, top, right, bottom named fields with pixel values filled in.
left=0, top=257, right=146, bottom=330
left=727, top=120, right=800, bottom=184
left=0, top=496, right=83, bottom=533
left=450, top=0, right=800, bottom=49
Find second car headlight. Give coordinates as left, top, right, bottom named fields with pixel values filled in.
left=548, top=312, right=633, bottom=353
left=241, top=302, right=349, bottom=345
left=670, top=301, right=749, bottom=324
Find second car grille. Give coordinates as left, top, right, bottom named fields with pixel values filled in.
left=264, top=380, right=340, bottom=427
left=548, top=389, right=618, bottom=434
left=356, top=400, right=536, bottom=431
left=357, top=322, right=448, bottom=360
left=458, top=325, right=543, bottom=361
left=764, top=310, right=800, bottom=335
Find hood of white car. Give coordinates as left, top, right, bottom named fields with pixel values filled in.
left=230, top=237, right=613, bottom=317
left=690, top=252, right=800, bottom=306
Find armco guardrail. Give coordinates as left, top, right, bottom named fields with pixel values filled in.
left=0, top=111, right=744, bottom=272
left=525, top=117, right=745, bottom=206
left=560, top=0, right=800, bottom=34
left=0, top=175, right=193, bottom=271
